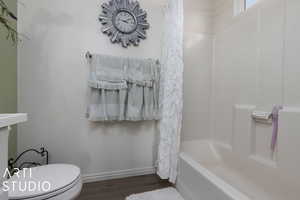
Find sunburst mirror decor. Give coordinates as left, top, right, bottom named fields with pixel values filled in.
left=99, top=0, right=150, bottom=48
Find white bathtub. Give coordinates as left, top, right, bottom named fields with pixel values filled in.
left=177, top=140, right=299, bottom=200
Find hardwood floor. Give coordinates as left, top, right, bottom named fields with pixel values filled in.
left=77, top=174, right=173, bottom=200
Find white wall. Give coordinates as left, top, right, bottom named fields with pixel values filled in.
left=17, top=0, right=165, bottom=180
left=212, top=0, right=300, bottom=183
left=181, top=0, right=214, bottom=141
left=18, top=0, right=215, bottom=178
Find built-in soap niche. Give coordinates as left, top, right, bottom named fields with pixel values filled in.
left=277, top=107, right=300, bottom=181
left=251, top=122, right=277, bottom=166
left=232, top=105, right=277, bottom=169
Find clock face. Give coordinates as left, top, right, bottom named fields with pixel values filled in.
left=99, top=0, right=150, bottom=48
left=114, top=11, right=137, bottom=33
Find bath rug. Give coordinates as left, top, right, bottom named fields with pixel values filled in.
left=126, top=187, right=184, bottom=200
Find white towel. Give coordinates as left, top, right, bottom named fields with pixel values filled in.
left=87, top=54, right=160, bottom=121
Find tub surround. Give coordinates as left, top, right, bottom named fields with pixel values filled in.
left=178, top=0, right=300, bottom=198
left=207, top=0, right=300, bottom=195
left=212, top=0, right=300, bottom=161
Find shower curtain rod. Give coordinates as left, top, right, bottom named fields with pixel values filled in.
left=85, top=51, right=160, bottom=64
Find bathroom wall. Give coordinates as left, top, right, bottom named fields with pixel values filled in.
left=212, top=0, right=286, bottom=143
left=0, top=0, right=18, bottom=159
left=212, top=0, right=300, bottom=181
left=181, top=0, right=214, bottom=141
left=17, top=0, right=166, bottom=181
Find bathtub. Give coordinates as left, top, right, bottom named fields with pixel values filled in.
left=176, top=140, right=299, bottom=200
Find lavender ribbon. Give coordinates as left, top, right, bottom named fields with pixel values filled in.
left=271, top=105, right=283, bottom=152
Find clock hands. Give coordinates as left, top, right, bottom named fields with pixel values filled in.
left=124, top=17, right=133, bottom=21
left=120, top=19, right=134, bottom=25
left=120, top=19, right=129, bottom=23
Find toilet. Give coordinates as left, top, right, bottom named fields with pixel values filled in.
left=0, top=115, right=82, bottom=200
left=7, top=164, right=82, bottom=200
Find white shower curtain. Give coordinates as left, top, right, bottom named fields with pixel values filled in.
left=157, top=0, right=184, bottom=183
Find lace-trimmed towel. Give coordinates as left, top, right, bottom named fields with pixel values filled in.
left=87, top=54, right=160, bottom=121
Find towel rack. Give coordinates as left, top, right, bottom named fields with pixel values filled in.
left=85, top=51, right=160, bottom=65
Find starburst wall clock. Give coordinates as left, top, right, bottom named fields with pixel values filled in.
left=99, top=0, right=150, bottom=48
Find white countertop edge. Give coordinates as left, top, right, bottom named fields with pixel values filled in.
left=0, top=113, right=28, bottom=129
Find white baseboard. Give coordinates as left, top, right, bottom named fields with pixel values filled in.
left=82, top=167, right=156, bottom=183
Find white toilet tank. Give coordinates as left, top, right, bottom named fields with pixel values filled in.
left=0, top=127, right=10, bottom=200
left=0, top=189, right=8, bottom=200
left=0, top=114, right=27, bottom=200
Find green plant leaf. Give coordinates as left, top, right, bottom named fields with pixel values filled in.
left=0, top=0, right=18, bottom=44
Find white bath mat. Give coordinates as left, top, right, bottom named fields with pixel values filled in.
left=126, top=187, right=184, bottom=200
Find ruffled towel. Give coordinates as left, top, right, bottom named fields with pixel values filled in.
left=87, top=54, right=160, bottom=121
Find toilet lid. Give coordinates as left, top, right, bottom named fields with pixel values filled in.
left=7, top=164, right=81, bottom=200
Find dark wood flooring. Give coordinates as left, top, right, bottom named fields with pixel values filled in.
left=77, top=174, right=173, bottom=200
